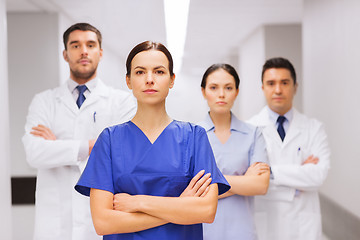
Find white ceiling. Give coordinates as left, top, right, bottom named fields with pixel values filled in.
left=6, top=0, right=303, bottom=76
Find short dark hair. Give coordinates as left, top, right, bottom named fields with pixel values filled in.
left=261, top=57, right=296, bottom=84
left=201, top=63, right=240, bottom=89
left=63, top=23, right=102, bottom=50
left=126, top=41, right=174, bottom=77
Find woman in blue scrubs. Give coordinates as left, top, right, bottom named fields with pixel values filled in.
left=75, top=42, right=230, bottom=240
left=199, top=64, right=270, bottom=240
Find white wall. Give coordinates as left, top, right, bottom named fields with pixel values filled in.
left=8, top=13, right=60, bottom=177
left=238, top=27, right=266, bottom=120
left=303, top=0, right=360, bottom=218
left=0, top=0, right=12, bottom=238
left=58, top=14, right=72, bottom=85
left=166, top=72, right=208, bottom=123
left=97, top=48, right=129, bottom=91
left=7, top=12, right=61, bottom=239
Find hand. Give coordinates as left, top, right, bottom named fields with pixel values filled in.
left=244, top=162, right=270, bottom=176
left=89, top=139, right=96, bottom=155
left=113, top=193, right=138, bottom=213
left=180, top=170, right=212, bottom=198
left=30, top=124, right=56, bottom=140
left=302, top=155, right=319, bottom=165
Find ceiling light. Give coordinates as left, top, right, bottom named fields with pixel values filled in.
left=164, top=0, right=190, bottom=74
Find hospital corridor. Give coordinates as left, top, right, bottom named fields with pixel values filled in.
left=1, top=0, right=360, bottom=239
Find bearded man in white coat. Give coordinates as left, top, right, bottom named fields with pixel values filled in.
left=22, top=23, right=137, bottom=240
left=248, top=57, right=330, bottom=240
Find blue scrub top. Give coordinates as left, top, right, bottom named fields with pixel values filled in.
left=200, top=113, right=268, bottom=240
left=75, top=120, right=230, bottom=240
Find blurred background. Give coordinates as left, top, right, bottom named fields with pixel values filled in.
left=1, top=0, right=359, bottom=239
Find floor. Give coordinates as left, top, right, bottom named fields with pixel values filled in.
left=322, top=234, right=330, bottom=240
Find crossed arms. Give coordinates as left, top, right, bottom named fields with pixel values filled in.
left=219, top=162, right=270, bottom=199
left=92, top=170, right=218, bottom=235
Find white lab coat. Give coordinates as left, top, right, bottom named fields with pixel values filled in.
left=248, top=107, right=330, bottom=240
left=22, top=79, right=136, bottom=240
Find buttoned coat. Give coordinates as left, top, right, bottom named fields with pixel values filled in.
left=248, top=107, right=330, bottom=240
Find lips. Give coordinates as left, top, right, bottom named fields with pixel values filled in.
left=216, top=101, right=227, bottom=105
left=79, top=59, right=90, bottom=64
left=143, top=89, right=158, bottom=93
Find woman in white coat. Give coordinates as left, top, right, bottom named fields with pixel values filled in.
left=248, top=57, right=330, bottom=240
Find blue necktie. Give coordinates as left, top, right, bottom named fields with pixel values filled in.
left=277, top=116, right=286, bottom=141
left=76, top=85, right=88, bottom=108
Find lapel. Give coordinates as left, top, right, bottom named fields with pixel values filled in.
left=255, top=107, right=302, bottom=148
left=55, top=79, right=110, bottom=114
left=55, top=83, right=79, bottom=115
left=282, top=109, right=302, bottom=147
left=78, top=79, right=110, bottom=111
left=81, top=79, right=109, bottom=110
left=252, top=107, right=283, bottom=147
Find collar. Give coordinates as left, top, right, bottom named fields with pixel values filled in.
left=266, top=106, right=294, bottom=126
left=67, top=77, right=99, bottom=94
left=202, top=112, right=250, bottom=134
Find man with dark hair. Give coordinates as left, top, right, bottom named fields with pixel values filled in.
left=248, top=57, right=330, bottom=240
left=63, top=22, right=102, bottom=50
left=22, top=23, right=136, bottom=240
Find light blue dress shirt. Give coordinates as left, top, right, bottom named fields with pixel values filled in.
left=266, top=106, right=294, bottom=134
left=67, top=77, right=98, bottom=101
left=67, top=78, right=98, bottom=161
left=200, top=113, right=268, bottom=240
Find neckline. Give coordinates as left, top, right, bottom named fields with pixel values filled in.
left=129, top=120, right=175, bottom=145
left=213, top=130, right=231, bottom=145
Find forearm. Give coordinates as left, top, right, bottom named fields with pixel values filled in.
left=272, top=163, right=329, bottom=190
left=274, top=123, right=331, bottom=191
left=93, top=209, right=167, bottom=235
left=90, top=189, right=167, bottom=235
left=22, top=134, right=81, bottom=169
left=225, top=171, right=270, bottom=196
left=135, top=184, right=218, bottom=225
left=218, top=190, right=235, bottom=199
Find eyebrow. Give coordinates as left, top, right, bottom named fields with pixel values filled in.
left=69, top=40, right=79, bottom=45
left=133, top=65, right=166, bottom=70
left=134, top=66, right=146, bottom=70
left=265, top=79, right=291, bottom=82
left=69, top=40, right=97, bottom=45
left=154, top=66, right=166, bottom=69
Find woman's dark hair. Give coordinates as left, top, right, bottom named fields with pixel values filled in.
left=201, top=63, right=240, bottom=89
left=126, top=41, right=174, bottom=77
left=261, top=57, right=297, bottom=84
left=63, top=23, right=102, bottom=50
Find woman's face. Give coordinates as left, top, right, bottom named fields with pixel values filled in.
left=126, top=50, right=175, bottom=105
left=202, top=68, right=239, bottom=114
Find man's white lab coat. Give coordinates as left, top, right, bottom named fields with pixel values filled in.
left=22, top=79, right=136, bottom=240
left=248, top=107, right=330, bottom=240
